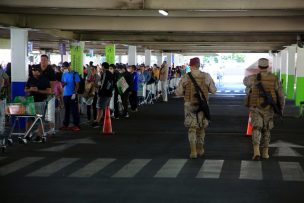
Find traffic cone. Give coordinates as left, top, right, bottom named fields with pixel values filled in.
left=103, top=106, right=114, bottom=135
left=246, top=112, right=253, bottom=136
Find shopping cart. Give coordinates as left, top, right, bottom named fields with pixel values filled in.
left=0, top=99, right=7, bottom=152
left=6, top=99, right=48, bottom=145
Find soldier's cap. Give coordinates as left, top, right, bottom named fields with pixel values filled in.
left=189, top=57, right=200, bottom=67
left=258, top=58, right=269, bottom=68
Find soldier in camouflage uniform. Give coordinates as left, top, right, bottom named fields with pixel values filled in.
left=243, top=58, right=285, bottom=160
left=175, top=57, right=216, bottom=159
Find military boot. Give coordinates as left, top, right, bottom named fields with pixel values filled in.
left=189, top=143, right=197, bottom=159
left=196, top=143, right=205, bottom=157
left=262, top=147, right=269, bottom=159
left=252, top=144, right=261, bottom=161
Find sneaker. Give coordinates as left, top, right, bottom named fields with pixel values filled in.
left=59, top=126, right=69, bottom=131
left=34, top=136, right=42, bottom=143
left=124, top=113, right=130, bottom=118
left=70, top=126, right=81, bottom=132
left=91, top=122, right=99, bottom=128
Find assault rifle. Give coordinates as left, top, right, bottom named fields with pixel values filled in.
left=187, top=73, right=211, bottom=121
left=256, top=73, right=282, bottom=116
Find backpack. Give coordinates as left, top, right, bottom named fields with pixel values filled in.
left=98, top=71, right=114, bottom=97
left=73, top=72, right=85, bottom=94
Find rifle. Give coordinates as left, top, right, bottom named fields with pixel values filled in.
left=256, top=73, right=282, bottom=116
left=187, top=73, right=211, bottom=121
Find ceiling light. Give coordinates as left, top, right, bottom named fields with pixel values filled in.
left=158, top=10, right=168, bottom=16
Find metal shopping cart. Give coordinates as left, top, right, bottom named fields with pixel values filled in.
left=5, top=98, right=49, bottom=145
left=0, top=99, right=7, bottom=152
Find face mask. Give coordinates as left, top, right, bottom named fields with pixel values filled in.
left=63, top=69, right=69, bottom=73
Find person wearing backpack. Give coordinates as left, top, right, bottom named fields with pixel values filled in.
left=60, top=62, right=81, bottom=131
left=92, top=62, right=114, bottom=128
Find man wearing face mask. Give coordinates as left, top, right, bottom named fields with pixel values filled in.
left=60, top=62, right=81, bottom=131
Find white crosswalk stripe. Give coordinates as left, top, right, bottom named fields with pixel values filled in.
left=239, top=161, right=263, bottom=180
left=27, top=158, right=79, bottom=177
left=69, top=158, right=115, bottom=178
left=154, top=159, right=187, bottom=178
left=196, top=159, right=224, bottom=179
left=0, top=157, right=43, bottom=176
left=1, top=157, right=304, bottom=181
left=279, top=162, right=304, bottom=182
left=112, top=159, right=151, bottom=178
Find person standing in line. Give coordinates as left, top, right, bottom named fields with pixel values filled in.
left=60, top=62, right=81, bottom=131
left=129, top=65, right=139, bottom=112
left=159, top=61, right=169, bottom=102
left=243, top=58, right=285, bottom=160
left=25, top=65, right=51, bottom=141
left=38, top=54, right=56, bottom=133
left=175, top=57, right=216, bottom=159
left=92, top=62, right=114, bottom=128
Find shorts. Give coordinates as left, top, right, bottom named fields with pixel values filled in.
left=96, top=96, right=111, bottom=109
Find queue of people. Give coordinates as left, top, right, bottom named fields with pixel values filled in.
left=1, top=55, right=285, bottom=161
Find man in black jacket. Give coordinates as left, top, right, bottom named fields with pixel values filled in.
left=92, top=62, right=114, bottom=127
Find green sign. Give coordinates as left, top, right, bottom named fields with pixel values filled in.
left=105, top=44, right=115, bottom=64
left=70, top=42, right=84, bottom=76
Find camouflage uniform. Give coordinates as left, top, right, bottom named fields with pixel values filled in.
left=176, top=69, right=216, bottom=158
left=243, top=69, right=285, bottom=159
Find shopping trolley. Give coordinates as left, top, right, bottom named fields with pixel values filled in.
left=6, top=99, right=48, bottom=145
left=0, top=99, right=7, bottom=152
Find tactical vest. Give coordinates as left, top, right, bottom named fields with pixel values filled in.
left=184, top=73, right=209, bottom=104
left=248, top=72, right=277, bottom=108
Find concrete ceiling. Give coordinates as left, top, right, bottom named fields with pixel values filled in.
left=0, top=0, right=304, bottom=54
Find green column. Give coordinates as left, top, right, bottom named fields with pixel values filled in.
left=295, top=47, right=304, bottom=106
left=70, top=42, right=84, bottom=76
left=105, top=44, right=115, bottom=64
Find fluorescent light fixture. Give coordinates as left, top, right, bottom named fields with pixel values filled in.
left=158, top=10, right=168, bottom=16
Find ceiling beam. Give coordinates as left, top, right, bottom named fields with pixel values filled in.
left=0, top=0, right=303, bottom=10
left=1, top=7, right=304, bottom=17
left=79, top=33, right=298, bottom=43
left=21, top=15, right=304, bottom=32
left=40, top=29, right=78, bottom=40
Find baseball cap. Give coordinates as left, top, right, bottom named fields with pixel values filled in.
left=31, top=65, right=42, bottom=72
left=189, top=57, right=200, bottom=66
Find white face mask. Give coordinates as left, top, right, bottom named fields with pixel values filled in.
left=63, top=69, right=69, bottom=73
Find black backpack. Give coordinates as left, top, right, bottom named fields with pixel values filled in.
left=73, top=72, right=85, bottom=94
left=98, top=71, right=114, bottom=97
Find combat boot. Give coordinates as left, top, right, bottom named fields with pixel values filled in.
left=262, top=147, right=269, bottom=159
left=196, top=143, right=205, bottom=157
left=252, top=144, right=261, bottom=161
left=189, top=143, right=197, bottom=159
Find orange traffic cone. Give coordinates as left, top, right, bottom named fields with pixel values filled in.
left=246, top=112, right=253, bottom=136
left=103, top=106, right=114, bottom=135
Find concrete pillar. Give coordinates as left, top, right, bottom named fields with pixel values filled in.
left=166, top=53, right=173, bottom=67
left=276, top=52, right=281, bottom=77
left=145, top=49, right=151, bottom=67
left=280, top=49, right=288, bottom=94
left=10, top=28, right=28, bottom=100
left=295, top=46, right=304, bottom=106
left=271, top=53, right=276, bottom=73
left=118, top=55, right=122, bottom=63
left=128, top=45, right=137, bottom=65
left=157, top=53, right=163, bottom=67
left=286, top=45, right=296, bottom=100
